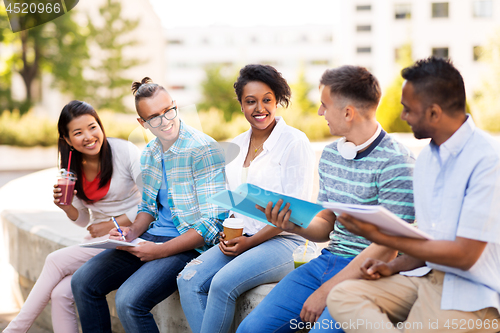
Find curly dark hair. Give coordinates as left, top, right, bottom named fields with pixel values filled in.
left=233, top=64, right=291, bottom=108
left=401, top=56, right=466, bottom=114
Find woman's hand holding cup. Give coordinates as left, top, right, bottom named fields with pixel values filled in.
left=53, top=183, right=77, bottom=211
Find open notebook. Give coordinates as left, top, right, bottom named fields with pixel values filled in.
left=323, top=202, right=431, bottom=240
left=80, top=238, right=145, bottom=249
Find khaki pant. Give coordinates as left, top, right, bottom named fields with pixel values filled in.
left=327, top=270, right=500, bottom=333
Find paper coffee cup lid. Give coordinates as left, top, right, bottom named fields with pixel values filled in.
left=223, top=218, right=244, bottom=229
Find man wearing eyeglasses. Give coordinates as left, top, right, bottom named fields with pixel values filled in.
left=137, top=95, right=180, bottom=149
left=71, top=78, right=228, bottom=333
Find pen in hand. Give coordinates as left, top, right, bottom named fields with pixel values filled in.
left=112, top=217, right=126, bottom=241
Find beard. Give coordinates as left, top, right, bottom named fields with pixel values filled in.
left=411, top=126, right=432, bottom=140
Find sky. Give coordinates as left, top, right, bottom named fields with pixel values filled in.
left=149, top=0, right=339, bottom=29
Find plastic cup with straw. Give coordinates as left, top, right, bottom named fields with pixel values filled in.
left=58, top=150, right=77, bottom=205
left=63, top=150, right=72, bottom=201
left=293, top=240, right=315, bottom=269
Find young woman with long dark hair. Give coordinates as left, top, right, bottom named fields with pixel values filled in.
left=4, top=100, right=141, bottom=333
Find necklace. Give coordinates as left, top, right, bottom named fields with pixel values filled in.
left=248, top=137, right=265, bottom=163
left=251, top=139, right=264, bottom=154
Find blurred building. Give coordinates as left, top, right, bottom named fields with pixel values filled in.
left=336, top=0, right=500, bottom=96
left=164, top=25, right=335, bottom=105
left=164, top=0, right=500, bottom=104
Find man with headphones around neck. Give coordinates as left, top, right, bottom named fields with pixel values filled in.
left=237, top=66, right=416, bottom=332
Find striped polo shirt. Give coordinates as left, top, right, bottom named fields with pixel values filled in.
left=317, top=131, right=416, bottom=257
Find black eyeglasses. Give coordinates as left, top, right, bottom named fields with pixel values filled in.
left=143, top=102, right=178, bottom=128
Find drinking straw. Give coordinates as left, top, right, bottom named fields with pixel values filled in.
left=302, top=239, right=309, bottom=259
left=63, top=150, right=72, bottom=203
left=67, top=150, right=72, bottom=173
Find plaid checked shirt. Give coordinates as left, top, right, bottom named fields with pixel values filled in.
left=138, top=121, right=228, bottom=253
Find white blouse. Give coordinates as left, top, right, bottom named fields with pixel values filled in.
left=226, top=117, right=315, bottom=235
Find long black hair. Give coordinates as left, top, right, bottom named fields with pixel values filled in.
left=57, top=100, right=113, bottom=203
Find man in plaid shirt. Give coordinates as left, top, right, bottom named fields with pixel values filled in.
left=72, top=78, right=228, bottom=333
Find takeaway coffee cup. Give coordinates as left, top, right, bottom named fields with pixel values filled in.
left=222, top=218, right=245, bottom=247
left=57, top=169, right=77, bottom=205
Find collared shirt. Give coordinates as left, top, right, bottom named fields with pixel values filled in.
left=138, top=120, right=228, bottom=253
left=413, top=115, right=500, bottom=312
left=225, top=117, right=315, bottom=235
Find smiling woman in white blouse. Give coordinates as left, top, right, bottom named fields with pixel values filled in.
left=177, top=64, right=316, bottom=333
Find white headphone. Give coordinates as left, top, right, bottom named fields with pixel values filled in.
left=337, top=124, right=382, bottom=160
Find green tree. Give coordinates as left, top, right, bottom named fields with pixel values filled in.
left=86, top=0, right=140, bottom=112
left=473, top=29, right=500, bottom=132
left=291, top=69, right=317, bottom=115
left=0, top=6, right=17, bottom=112
left=198, top=65, right=240, bottom=122
left=376, top=44, right=412, bottom=132
left=0, top=5, right=90, bottom=114
left=0, top=60, right=16, bottom=112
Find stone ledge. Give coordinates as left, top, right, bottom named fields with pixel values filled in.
left=2, top=209, right=281, bottom=333
left=0, top=169, right=312, bottom=332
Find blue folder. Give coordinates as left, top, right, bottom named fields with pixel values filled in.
left=208, top=183, right=324, bottom=229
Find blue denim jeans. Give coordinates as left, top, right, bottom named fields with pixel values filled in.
left=71, top=233, right=198, bottom=333
left=177, top=235, right=303, bottom=333
left=236, top=249, right=353, bottom=333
